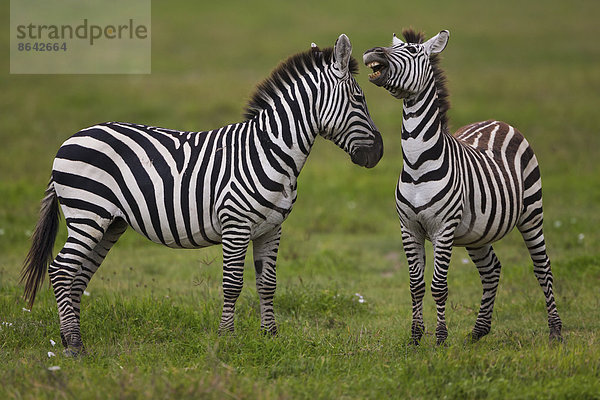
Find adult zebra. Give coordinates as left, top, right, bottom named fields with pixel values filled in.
left=364, top=29, right=561, bottom=344
left=22, top=34, right=383, bottom=356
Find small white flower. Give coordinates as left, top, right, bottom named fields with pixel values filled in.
left=22, top=308, right=31, bottom=312
left=1, top=322, right=13, bottom=328
left=50, top=339, right=56, bottom=347
left=83, top=291, right=90, bottom=296
left=553, top=220, right=562, bottom=228
left=461, top=258, right=469, bottom=264
left=47, top=366, right=61, bottom=371
left=577, top=233, right=585, bottom=243
left=47, top=352, right=56, bottom=358
left=354, top=293, right=366, bottom=303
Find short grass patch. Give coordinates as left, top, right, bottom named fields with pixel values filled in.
left=1, top=0, right=599, bottom=398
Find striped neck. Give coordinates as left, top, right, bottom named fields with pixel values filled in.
left=400, top=76, right=448, bottom=172
left=254, top=104, right=319, bottom=176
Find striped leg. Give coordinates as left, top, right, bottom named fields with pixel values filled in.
left=49, top=216, right=110, bottom=355
left=431, top=233, right=453, bottom=345
left=71, top=219, right=128, bottom=325
left=218, top=224, right=251, bottom=334
left=402, top=230, right=426, bottom=344
left=518, top=223, right=562, bottom=341
left=517, top=172, right=562, bottom=341
left=253, top=226, right=281, bottom=335
left=467, top=245, right=502, bottom=341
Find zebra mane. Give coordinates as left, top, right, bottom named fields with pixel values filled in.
left=244, top=47, right=359, bottom=120
left=402, top=28, right=451, bottom=132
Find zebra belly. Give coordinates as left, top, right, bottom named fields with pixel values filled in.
left=452, top=120, right=528, bottom=247
left=453, top=208, right=518, bottom=247
left=452, top=171, right=523, bottom=247
left=126, top=215, right=222, bottom=249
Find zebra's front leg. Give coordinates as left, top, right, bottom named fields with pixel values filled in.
left=431, top=234, right=453, bottom=345
left=402, top=230, right=426, bottom=345
left=218, top=225, right=251, bottom=335
left=253, top=226, right=281, bottom=336
left=466, top=245, right=502, bottom=341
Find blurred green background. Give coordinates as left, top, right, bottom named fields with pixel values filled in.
left=1, top=1, right=599, bottom=399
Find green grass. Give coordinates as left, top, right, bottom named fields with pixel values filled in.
left=1, top=0, right=600, bottom=398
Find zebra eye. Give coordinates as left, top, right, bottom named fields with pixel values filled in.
left=406, top=46, right=417, bottom=54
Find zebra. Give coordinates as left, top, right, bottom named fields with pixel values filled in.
left=363, top=29, right=561, bottom=344
left=21, top=34, right=383, bottom=356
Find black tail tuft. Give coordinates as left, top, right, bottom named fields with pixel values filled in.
left=21, top=181, right=60, bottom=308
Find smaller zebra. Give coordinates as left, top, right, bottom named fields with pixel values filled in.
left=364, top=29, right=561, bottom=344
left=22, top=34, right=383, bottom=356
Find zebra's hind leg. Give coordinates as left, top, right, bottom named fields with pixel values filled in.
left=402, top=230, right=426, bottom=345
left=252, top=226, right=281, bottom=336
left=49, top=216, right=111, bottom=356
left=70, top=219, right=128, bottom=333
left=466, top=245, right=502, bottom=341
left=218, top=223, right=251, bottom=335
left=518, top=220, right=562, bottom=342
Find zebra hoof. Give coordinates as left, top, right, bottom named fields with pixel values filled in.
left=549, top=329, right=563, bottom=344
left=468, top=329, right=489, bottom=343
left=435, top=328, right=448, bottom=346
left=410, top=325, right=424, bottom=345
left=63, top=345, right=85, bottom=357
left=261, top=325, right=278, bottom=337
left=464, top=332, right=483, bottom=344
left=217, top=327, right=235, bottom=336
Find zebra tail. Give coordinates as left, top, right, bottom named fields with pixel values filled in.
left=21, top=180, right=60, bottom=309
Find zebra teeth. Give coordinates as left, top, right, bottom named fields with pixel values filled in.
left=367, top=61, right=380, bottom=68
left=369, top=70, right=382, bottom=79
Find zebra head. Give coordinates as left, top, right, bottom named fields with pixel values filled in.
left=317, top=34, right=383, bottom=169
left=363, top=30, right=450, bottom=99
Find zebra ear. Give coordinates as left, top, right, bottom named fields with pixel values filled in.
left=334, top=33, right=352, bottom=73
left=423, top=30, right=450, bottom=56
left=392, top=33, right=404, bottom=46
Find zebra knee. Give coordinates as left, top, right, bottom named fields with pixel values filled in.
left=430, top=284, right=448, bottom=305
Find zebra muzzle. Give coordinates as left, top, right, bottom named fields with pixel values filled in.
left=351, top=132, right=383, bottom=168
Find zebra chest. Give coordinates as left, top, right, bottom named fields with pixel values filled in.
left=396, top=177, right=450, bottom=213
left=395, top=179, right=457, bottom=239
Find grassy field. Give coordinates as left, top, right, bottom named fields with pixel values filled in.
left=1, top=0, right=600, bottom=398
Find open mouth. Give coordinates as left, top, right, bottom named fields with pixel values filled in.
left=363, top=50, right=389, bottom=85
left=366, top=61, right=385, bottom=80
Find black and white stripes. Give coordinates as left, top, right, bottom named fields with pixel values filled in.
left=364, top=29, right=561, bottom=344
left=22, top=34, right=382, bottom=355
